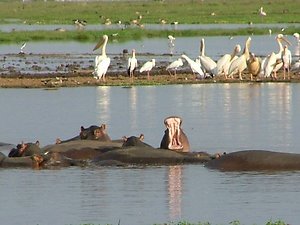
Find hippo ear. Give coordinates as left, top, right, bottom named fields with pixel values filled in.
left=80, top=126, right=85, bottom=131
left=35, top=140, right=40, bottom=146
left=122, top=136, right=128, bottom=142
left=100, top=124, right=106, bottom=130
left=139, top=134, right=144, bottom=141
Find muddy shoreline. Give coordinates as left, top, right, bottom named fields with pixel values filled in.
left=1, top=71, right=300, bottom=88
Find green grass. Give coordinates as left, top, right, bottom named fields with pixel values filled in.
left=0, top=0, right=299, bottom=25
left=0, top=25, right=299, bottom=44
left=0, top=0, right=299, bottom=43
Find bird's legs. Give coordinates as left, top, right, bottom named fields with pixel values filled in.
left=147, top=71, right=150, bottom=80
left=238, top=71, right=243, bottom=80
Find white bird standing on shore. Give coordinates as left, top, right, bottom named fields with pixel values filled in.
left=181, top=54, right=205, bottom=79
left=127, top=49, right=138, bottom=81
left=216, top=44, right=241, bottom=78
left=166, top=58, right=183, bottom=78
left=261, top=34, right=291, bottom=78
left=20, top=42, right=26, bottom=54
left=199, top=38, right=217, bottom=76
left=93, top=35, right=110, bottom=81
left=140, top=59, right=155, bottom=80
left=228, top=37, right=251, bottom=80
left=282, top=45, right=292, bottom=80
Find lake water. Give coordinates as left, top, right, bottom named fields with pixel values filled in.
left=1, top=83, right=300, bottom=225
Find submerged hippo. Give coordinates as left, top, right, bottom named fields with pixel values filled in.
left=0, top=152, right=43, bottom=169
left=56, top=124, right=112, bottom=144
left=42, top=139, right=123, bottom=160
left=93, top=135, right=212, bottom=166
left=205, top=150, right=300, bottom=171
left=160, top=116, right=190, bottom=152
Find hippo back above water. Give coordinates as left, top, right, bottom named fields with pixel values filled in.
left=205, top=150, right=300, bottom=171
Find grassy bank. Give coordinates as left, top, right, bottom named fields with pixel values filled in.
left=0, top=0, right=299, bottom=43
left=0, top=0, right=299, bottom=25
left=1, top=26, right=299, bottom=44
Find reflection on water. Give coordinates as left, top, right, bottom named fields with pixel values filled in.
left=168, top=165, right=183, bottom=220
left=1, top=84, right=300, bottom=225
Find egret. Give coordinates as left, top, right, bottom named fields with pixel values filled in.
left=127, top=49, right=138, bottom=81
left=168, top=35, right=176, bottom=55
left=259, top=7, right=267, bottom=17
left=228, top=37, right=251, bottom=80
left=181, top=54, right=205, bottom=79
left=93, top=35, right=110, bottom=81
left=247, top=53, right=261, bottom=81
left=216, top=44, right=241, bottom=78
left=199, top=38, right=217, bottom=76
left=282, top=45, right=292, bottom=80
left=140, top=59, right=155, bottom=80
left=166, top=58, right=183, bottom=79
left=20, top=42, right=26, bottom=54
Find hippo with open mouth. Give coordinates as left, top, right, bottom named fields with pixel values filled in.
left=160, top=116, right=190, bottom=152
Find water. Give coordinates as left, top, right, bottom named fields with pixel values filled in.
left=1, top=84, right=300, bottom=225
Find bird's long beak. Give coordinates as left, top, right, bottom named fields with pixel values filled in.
left=93, top=37, right=105, bottom=51
left=280, top=37, right=292, bottom=46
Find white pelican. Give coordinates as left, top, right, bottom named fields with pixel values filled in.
left=293, top=33, right=300, bottom=56
left=181, top=54, right=205, bottom=79
left=282, top=45, right=292, bottom=80
left=259, top=7, right=267, bottom=17
left=228, top=37, right=251, bottom=80
left=247, top=53, right=261, bottom=81
left=93, top=35, right=111, bottom=81
left=140, top=59, right=155, bottom=80
left=127, top=49, right=138, bottom=81
left=261, top=34, right=291, bottom=78
left=216, top=44, right=241, bottom=78
left=199, top=38, right=217, bottom=76
left=293, top=33, right=300, bottom=44
left=264, top=52, right=277, bottom=78
left=291, top=59, right=300, bottom=72
left=166, top=58, right=183, bottom=78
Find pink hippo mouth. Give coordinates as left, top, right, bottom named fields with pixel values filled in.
left=164, top=116, right=183, bottom=150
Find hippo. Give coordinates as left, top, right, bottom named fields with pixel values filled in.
left=42, top=139, right=123, bottom=160
left=39, top=152, right=87, bottom=168
left=160, top=116, right=190, bottom=152
left=205, top=150, right=300, bottom=171
left=0, top=152, right=43, bottom=169
left=8, top=141, right=41, bottom=157
left=93, top=135, right=213, bottom=166
left=56, top=124, right=112, bottom=144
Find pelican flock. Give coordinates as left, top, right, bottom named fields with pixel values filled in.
left=91, top=33, right=299, bottom=82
